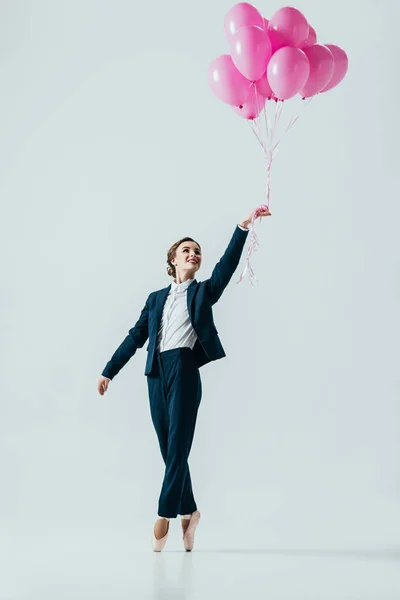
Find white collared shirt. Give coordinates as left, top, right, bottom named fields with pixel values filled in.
left=157, top=278, right=198, bottom=352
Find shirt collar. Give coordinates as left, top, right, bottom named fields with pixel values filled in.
left=171, top=278, right=195, bottom=292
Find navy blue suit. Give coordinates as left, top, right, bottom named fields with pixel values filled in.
left=102, top=225, right=249, bottom=517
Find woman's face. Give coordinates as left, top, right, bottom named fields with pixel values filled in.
left=172, top=240, right=202, bottom=277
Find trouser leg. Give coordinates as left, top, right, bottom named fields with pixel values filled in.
left=147, top=349, right=202, bottom=519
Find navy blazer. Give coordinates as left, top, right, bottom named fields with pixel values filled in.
left=102, top=225, right=249, bottom=379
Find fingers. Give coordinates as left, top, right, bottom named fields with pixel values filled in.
left=97, top=377, right=109, bottom=395
left=254, top=207, right=271, bottom=218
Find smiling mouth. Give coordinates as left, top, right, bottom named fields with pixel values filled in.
left=188, top=260, right=197, bottom=264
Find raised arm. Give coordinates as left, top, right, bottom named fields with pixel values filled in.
left=205, top=225, right=249, bottom=305
left=205, top=207, right=271, bottom=304
left=101, top=295, right=150, bottom=382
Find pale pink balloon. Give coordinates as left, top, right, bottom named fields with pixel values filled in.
left=268, top=6, right=309, bottom=51
left=208, top=54, right=252, bottom=106
left=233, top=84, right=266, bottom=119
left=299, top=44, right=334, bottom=98
left=231, top=25, right=272, bottom=81
left=224, top=2, right=264, bottom=41
left=320, top=44, right=348, bottom=92
left=255, top=72, right=273, bottom=98
left=267, top=46, right=310, bottom=100
left=302, top=25, right=317, bottom=48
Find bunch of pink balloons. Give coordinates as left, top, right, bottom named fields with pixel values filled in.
left=208, top=3, right=348, bottom=117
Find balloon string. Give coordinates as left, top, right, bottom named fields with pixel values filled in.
left=238, top=97, right=312, bottom=285
left=266, top=152, right=272, bottom=207
left=284, top=97, right=312, bottom=136
left=239, top=102, right=277, bottom=285
left=263, top=93, right=270, bottom=141
left=236, top=203, right=268, bottom=286
left=248, top=120, right=264, bottom=151
left=253, top=84, right=267, bottom=154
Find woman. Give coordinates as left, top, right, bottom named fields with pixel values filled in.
left=97, top=206, right=271, bottom=551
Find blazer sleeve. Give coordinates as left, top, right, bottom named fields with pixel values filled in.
left=101, top=296, right=150, bottom=380
left=205, top=225, right=249, bottom=305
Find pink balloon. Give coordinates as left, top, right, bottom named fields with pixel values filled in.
left=262, top=16, right=269, bottom=32
left=302, top=25, right=317, bottom=48
left=320, top=44, right=348, bottom=92
left=268, top=6, right=309, bottom=51
left=299, top=44, right=334, bottom=98
left=233, top=84, right=266, bottom=119
left=224, top=2, right=264, bottom=41
left=267, top=46, right=310, bottom=100
left=231, top=25, right=272, bottom=81
left=255, top=72, right=273, bottom=98
left=208, top=54, right=252, bottom=106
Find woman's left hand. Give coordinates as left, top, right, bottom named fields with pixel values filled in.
left=240, top=206, right=271, bottom=230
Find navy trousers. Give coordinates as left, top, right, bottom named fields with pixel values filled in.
left=146, top=347, right=202, bottom=518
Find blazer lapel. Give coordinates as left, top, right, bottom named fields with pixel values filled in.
left=155, top=285, right=171, bottom=334
left=187, top=278, right=197, bottom=320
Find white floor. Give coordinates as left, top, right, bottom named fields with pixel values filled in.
left=2, top=526, right=399, bottom=599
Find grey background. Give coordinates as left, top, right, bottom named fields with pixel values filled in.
left=1, top=0, right=399, bottom=597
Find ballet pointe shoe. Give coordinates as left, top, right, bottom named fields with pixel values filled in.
left=182, top=511, right=200, bottom=552
left=152, top=517, right=170, bottom=552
